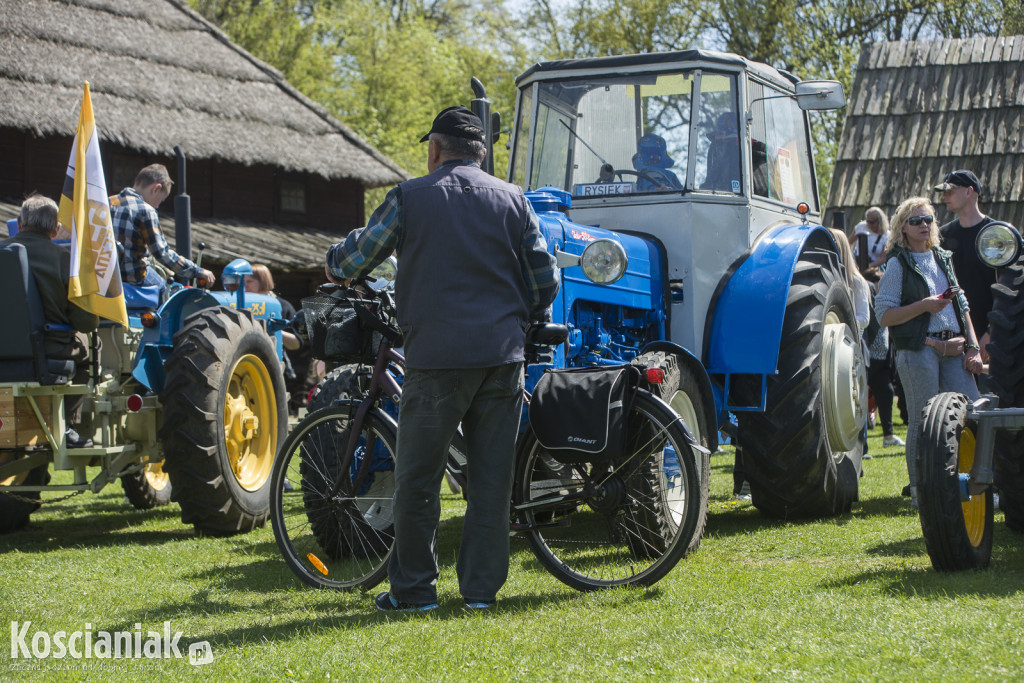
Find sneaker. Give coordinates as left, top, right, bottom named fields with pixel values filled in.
left=883, top=435, right=905, bottom=448
left=862, top=453, right=872, bottom=460
left=464, top=600, right=495, bottom=611
left=901, top=484, right=912, bottom=497
left=735, top=480, right=752, bottom=501
left=65, top=427, right=93, bottom=449
left=374, top=591, right=438, bottom=613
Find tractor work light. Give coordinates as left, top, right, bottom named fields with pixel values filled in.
left=976, top=221, right=1021, bottom=268
left=580, top=239, right=628, bottom=285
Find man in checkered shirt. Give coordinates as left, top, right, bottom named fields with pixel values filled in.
left=110, top=164, right=214, bottom=299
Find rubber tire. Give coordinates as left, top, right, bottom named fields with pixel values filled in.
left=632, top=350, right=711, bottom=554
left=270, top=403, right=397, bottom=590
left=917, top=392, right=993, bottom=570
left=121, top=462, right=173, bottom=510
left=0, top=458, right=49, bottom=533
left=735, top=236, right=862, bottom=518
left=514, top=389, right=706, bottom=591
left=160, top=307, right=287, bottom=536
left=987, top=259, right=1024, bottom=533
left=307, top=364, right=366, bottom=413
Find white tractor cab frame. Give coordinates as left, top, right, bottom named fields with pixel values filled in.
left=507, top=49, right=864, bottom=517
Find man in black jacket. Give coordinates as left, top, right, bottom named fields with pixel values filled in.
left=2, top=194, right=98, bottom=447
left=326, top=106, right=559, bottom=612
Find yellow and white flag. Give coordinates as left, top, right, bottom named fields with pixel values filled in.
left=58, top=82, right=128, bottom=328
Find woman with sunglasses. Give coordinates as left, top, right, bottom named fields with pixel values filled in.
left=874, top=196, right=983, bottom=507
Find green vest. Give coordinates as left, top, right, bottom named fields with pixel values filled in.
left=888, top=245, right=967, bottom=350
left=888, top=245, right=967, bottom=351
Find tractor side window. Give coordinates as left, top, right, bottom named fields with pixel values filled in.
left=510, top=86, right=533, bottom=189
left=748, top=80, right=816, bottom=208
left=694, top=75, right=741, bottom=194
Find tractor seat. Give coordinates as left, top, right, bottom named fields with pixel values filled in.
left=0, top=243, right=76, bottom=384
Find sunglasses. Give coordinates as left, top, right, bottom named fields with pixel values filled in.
left=866, top=218, right=878, bottom=224
left=908, top=215, right=934, bottom=226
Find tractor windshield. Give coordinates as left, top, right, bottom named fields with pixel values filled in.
left=511, top=71, right=740, bottom=198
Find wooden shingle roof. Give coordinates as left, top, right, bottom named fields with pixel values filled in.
left=825, top=37, right=1024, bottom=229
left=0, top=0, right=408, bottom=186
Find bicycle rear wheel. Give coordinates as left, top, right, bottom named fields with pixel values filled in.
left=513, top=390, right=707, bottom=591
left=270, top=402, right=397, bottom=590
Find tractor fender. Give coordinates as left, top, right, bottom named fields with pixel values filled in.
left=638, top=340, right=719, bottom=452
left=131, top=287, right=223, bottom=393
left=705, top=223, right=838, bottom=377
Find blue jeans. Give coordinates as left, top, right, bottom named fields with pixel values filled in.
left=895, top=346, right=979, bottom=488
left=388, top=362, right=524, bottom=604
left=142, top=266, right=167, bottom=303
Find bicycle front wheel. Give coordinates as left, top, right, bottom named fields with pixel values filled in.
left=270, top=403, right=397, bottom=590
left=514, top=389, right=708, bottom=591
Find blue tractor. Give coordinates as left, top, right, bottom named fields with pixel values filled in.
left=485, top=49, right=863, bottom=518
left=0, top=216, right=289, bottom=536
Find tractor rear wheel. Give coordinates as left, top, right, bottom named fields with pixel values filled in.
left=121, top=459, right=173, bottom=509
left=160, top=307, right=287, bottom=535
left=0, top=453, right=49, bottom=533
left=987, top=259, right=1024, bottom=533
left=736, top=234, right=866, bottom=517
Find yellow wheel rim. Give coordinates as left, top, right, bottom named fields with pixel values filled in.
left=959, top=426, right=987, bottom=547
left=145, top=459, right=170, bottom=492
left=223, top=354, right=277, bottom=492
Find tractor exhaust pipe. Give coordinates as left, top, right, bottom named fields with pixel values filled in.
left=173, top=145, right=191, bottom=261
left=470, top=78, right=501, bottom=177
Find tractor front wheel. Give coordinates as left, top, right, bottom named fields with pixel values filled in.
left=160, top=307, right=287, bottom=535
left=121, top=460, right=173, bottom=510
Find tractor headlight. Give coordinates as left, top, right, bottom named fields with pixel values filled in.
left=580, top=239, right=628, bottom=284
left=975, top=222, right=1022, bottom=268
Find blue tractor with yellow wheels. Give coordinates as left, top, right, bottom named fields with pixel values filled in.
left=1, top=211, right=290, bottom=536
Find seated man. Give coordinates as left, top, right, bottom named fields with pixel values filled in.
left=702, top=112, right=741, bottom=192
left=111, top=164, right=214, bottom=299
left=1, top=195, right=98, bottom=447
left=631, top=134, right=683, bottom=192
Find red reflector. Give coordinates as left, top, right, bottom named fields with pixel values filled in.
left=645, top=368, right=665, bottom=384
left=140, top=311, right=158, bottom=328
left=126, top=394, right=144, bottom=412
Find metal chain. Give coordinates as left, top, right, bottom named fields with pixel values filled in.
left=0, top=488, right=85, bottom=505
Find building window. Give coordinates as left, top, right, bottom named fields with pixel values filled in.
left=280, top=180, right=306, bottom=214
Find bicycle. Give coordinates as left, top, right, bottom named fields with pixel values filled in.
left=269, top=281, right=709, bottom=593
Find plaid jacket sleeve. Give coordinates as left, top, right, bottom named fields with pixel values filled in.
left=326, top=186, right=402, bottom=279
left=520, top=201, right=560, bottom=319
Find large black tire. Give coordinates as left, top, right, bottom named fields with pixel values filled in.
left=917, top=392, right=993, bottom=570
left=514, top=390, right=707, bottom=591
left=735, top=235, right=865, bottom=518
left=270, top=402, right=397, bottom=590
left=160, top=307, right=287, bottom=536
left=0, top=454, right=49, bottom=533
left=632, top=351, right=712, bottom=553
left=987, top=259, right=1024, bottom=533
left=121, top=460, right=173, bottom=510
left=307, top=365, right=366, bottom=413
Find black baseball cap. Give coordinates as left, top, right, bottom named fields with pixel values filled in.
left=419, top=106, right=485, bottom=143
left=933, top=169, right=982, bottom=193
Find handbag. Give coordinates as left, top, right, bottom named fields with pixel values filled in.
left=300, top=285, right=394, bottom=363
left=528, top=365, right=638, bottom=464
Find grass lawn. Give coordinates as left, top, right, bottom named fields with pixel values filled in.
left=2, top=422, right=1022, bottom=681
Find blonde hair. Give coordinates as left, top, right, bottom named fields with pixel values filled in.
left=829, top=228, right=867, bottom=289
left=863, top=206, right=888, bottom=234
left=887, top=197, right=940, bottom=253
left=248, top=263, right=275, bottom=293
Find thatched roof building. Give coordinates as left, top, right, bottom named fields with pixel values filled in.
left=0, top=0, right=409, bottom=294
left=825, top=36, right=1024, bottom=231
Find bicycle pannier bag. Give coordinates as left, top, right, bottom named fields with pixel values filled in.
left=301, top=286, right=382, bottom=363
left=528, top=365, right=637, bottom=464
